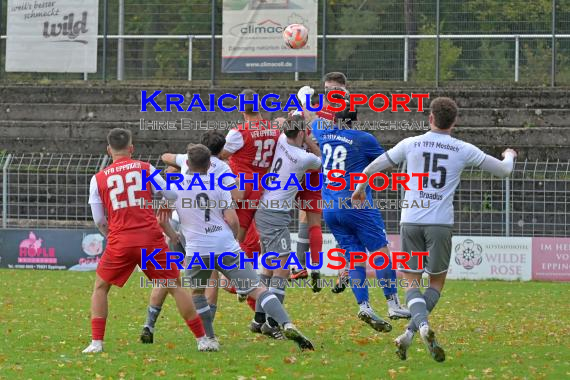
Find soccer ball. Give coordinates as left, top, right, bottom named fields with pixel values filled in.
left=283, top=24, right=309, bottom=49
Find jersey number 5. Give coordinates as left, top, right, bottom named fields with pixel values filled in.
left=107, top=172, right=143, bottom=210
left=422, top=152, right=448, bottom=189
left=253, top=139, right=275, bottom=168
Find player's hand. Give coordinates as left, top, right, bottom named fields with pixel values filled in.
left=297, top=86, right=315, bottom=106
left=502, top=148, right=517, bottom=159
left=156, top=207, right=173, bottom=224
left=351, top=189, right=366, bottom=208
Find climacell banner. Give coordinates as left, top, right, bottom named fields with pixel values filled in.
left=0, top=229, right=105, bottom=271
left=222, top=0, right=318, bottom=73
left=5, top=0, right=99, bottom=72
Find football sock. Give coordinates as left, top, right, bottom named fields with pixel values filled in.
left=193, top=294, right=215, bottom=338
left=308, top=225, right=323, bottom=266
left=246, top=296, right=256, bottom=311
left=269, top=276, right=288, bottom=304
left=144, top=305, right=162, bottom=333
left=349, top=266, right=369, bottom=304
left=91, top=317, right=106, bottom=341
left=407, top=287, right=441, bottom=332
left=372, top=254, right=398, bottom=298
left=185, top=316, right=206, bottom=339
left=258, top=290, right=290, bottom=326
left=209, top=304, right=217, bottom=321
left=296, top=222, right=310, bottom=268
left=406, top=288, right=429, bottom=330
left=255, top=274, right=272, bottom=322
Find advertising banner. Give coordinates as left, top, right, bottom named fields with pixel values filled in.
left=531, top=237, right=570, bottom=281
left=5, top=0, right=99, bottom=72
left=0, top=229, right=105, bottom=271
left=448, top=236, right=532, bottom=281
left=222, top=0, right=318, bottom=72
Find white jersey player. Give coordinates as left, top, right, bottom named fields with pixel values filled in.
left=250, top=119, right=322, bottom=338
left=353, top=97, right=517, bottom=363
left=174, top=144, right=315, bottom=351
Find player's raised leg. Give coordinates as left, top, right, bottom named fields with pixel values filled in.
left=218, top=253, right=314, bottom=351
left=370, top=247, right=411, bottom=320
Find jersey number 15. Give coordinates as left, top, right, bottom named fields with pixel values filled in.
left=422, top=152, right=448, bottom=189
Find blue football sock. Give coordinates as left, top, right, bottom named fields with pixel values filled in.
left=373, top=254, right=397, bottom=298
left=349, top=266, right=369, bottom=304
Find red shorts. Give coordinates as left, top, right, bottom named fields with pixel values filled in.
left=241, top=222, right=260, bottom=259
left=296, top=171, right=323, bottom=213
left=97, top=239, right=180, bottom=287
left=237, top=181, right=263, bottom=229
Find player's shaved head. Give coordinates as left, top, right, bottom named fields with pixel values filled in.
left=240, top=89, right=259, bottom=115
left=187, top=144, right=211, bottom=173
left=430, top=97, right=458, bottom=130
left=200, top=130, right=226, bottom=156
left=107, top=128, right=132, bottom=151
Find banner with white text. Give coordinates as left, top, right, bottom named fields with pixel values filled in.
left=5, top=0, right=99, bottom=72
left=448, top=236, right=533, bottom=281
left=222, top=0, right=318, bottom=73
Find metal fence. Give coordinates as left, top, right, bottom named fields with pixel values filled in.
left=1, top=152, right=568, bottom=237
left=1, top=0, right=570, bottom=85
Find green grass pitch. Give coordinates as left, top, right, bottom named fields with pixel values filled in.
left=1, top=270, right=569, bottom=379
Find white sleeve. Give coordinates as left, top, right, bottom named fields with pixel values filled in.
left=221, top=165, right=237, bottom=187
left=479, top=153, right=515, bottom=178
left=464, top=142, right=487, bottom=167
left=223, top=130, right=245, bottom=153
left=175, top=154, right=186, bottom=168
left=88, top=176, right=102, bottom=204
left=149, top=164, right=166, bottom=193
left=90, top=202, right=106, bottom=225
left=355, top=153, right=394, bottom=194
left=304, top=152, right=322, bottom=171
left=385, top=139, right=409, bottom=165
left=148, top=164, right=178, bottom=200
left=220, top=187, right=233, bottom=208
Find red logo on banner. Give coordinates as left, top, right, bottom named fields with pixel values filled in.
left=18, top=232, right=57, bottom=264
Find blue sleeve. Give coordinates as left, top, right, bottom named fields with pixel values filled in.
left=362, top=133, right=384, bottom=163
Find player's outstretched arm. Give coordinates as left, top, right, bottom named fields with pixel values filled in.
left=479, top=149, right=517, bottom=178
left=161, top=153, right=179, bottom=168
left=223, top=208, right=239, bottom=238
left=352, top=153, right=394, bottom=203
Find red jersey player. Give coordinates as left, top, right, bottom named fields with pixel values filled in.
left=220, top=89, right=280, bottom=259
left=83, top=128, right=216, bottom=353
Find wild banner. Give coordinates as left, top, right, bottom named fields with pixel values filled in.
left=5, top=0, right=99, bottom=72
left=222, top=0, right=318, bottom=73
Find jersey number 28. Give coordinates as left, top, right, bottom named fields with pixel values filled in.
left=322, top=144, right=347, bottom=179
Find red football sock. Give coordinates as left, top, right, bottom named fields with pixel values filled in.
left=246, top=296, right=256, bottom=311
left=186, top=316, right=205, bottom=339
left=308, top=225, right=323, bottom=265
left=91, top=317, right=106, bottom=341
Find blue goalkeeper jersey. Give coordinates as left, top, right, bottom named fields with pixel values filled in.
left=311, top=119, right=385, bottom=206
